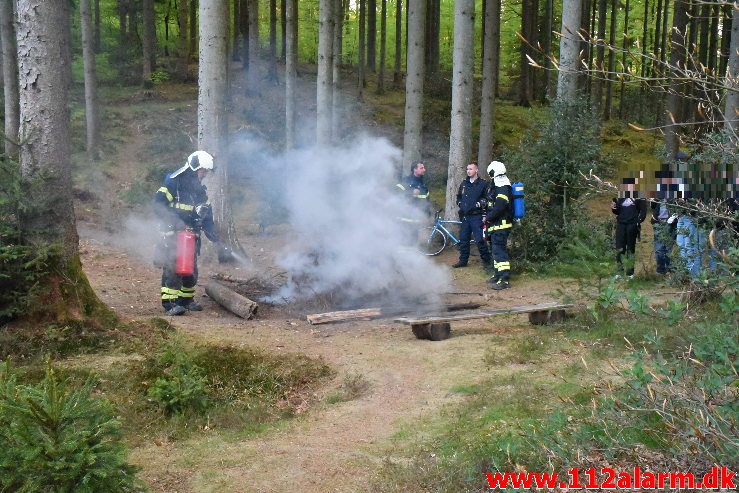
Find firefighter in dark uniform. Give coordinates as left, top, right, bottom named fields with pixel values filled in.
left=453, top=162, right=491, bottom=269
left=153, top=151, right=221, bottom=316
left=396, top=161, right=431, bottom=244
left=484, top=161, right=514, bottom=290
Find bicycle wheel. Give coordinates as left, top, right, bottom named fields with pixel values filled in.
left=418, top=226, right=447, bottom=255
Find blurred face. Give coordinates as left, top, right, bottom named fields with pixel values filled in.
left=466, top=163, right=478, bottom=179
left=413, top=163, right=426, bottom=177
left=197, top=168, right=209, bottom=181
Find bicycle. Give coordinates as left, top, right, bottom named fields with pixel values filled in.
left=418, top=208, right=467, bottom=256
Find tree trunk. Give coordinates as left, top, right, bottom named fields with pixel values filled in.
left=603, top=0, right=617, bottom=120
left=445, top=0, right=474, bottom=220
left=204, top=281, right=258, bottom=319
left=247, top=0, right=260, bottom=92
left=592, top=0, right=607, bottom=112
left=402, top=0, right=426, bottom=168
left=232, top=0, right=241, bottom=60
left=664, top=0, right=690, bottom=157
left=268, top=0, right=278, bottom=81
left=317, top=0, right=335, bottom=145
left=367, top=0, right=376, bottom=72
left=189, top=0, right=197, bottom=59
left=377, top=0, right=387, bottom=94
left=285, top=0, right=296, bottom=150
left=94, top=0, right=101, bottom=52
left=80, top=0, right=101, bottom=158
left=393, top=0, right=402, bottom=87
left=718, top=4, right=731, bottom=84
left=198, top=0, right=234, bottom=247
left=177, top=0, right=189, bottom=80
left=281, top=0, right=286, bottom=59
left=519, top=0, right=536, bottom=106
left=542, top=0, right=555, bottom=101
left=141, top=0, right=156, bottom=87
left=478, top=0, right=499, bottom=170
left=240, top=0, right=249, bottom=70
left=725, top=3, right=739, bottom=147
left=331, top=0, right=343, bottom=139
left=0, top=0, right=19, bottom=158
left=17, top=0, right=109, bottom=323
left=358, top=0, right=366, bottom=97
left=425, top=0, right=440, bottom=78
left=557, top=0, right=583, bottom=101
left=619, top=0, right=629, bottom=118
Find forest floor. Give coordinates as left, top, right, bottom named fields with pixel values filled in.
left=73, top=62, right=662, bottom=492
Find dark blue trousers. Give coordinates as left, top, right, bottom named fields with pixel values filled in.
left=458, top=214, right=491, bottom=264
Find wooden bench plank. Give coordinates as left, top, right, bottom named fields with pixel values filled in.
left=395, top=302, right=572, bottom=326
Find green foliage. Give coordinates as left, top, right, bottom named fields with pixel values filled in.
left=0, top=157, right=59, bottom=323
left=140, top=333, right=334, bottom=424
left=0, top=362, right=139, bottom=492
left=506, top=99, right=608, bottom=262
left=147, top=335, right=209, bottom=415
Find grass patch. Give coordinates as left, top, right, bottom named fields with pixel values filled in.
left=325, top=371, right=371, bottom=404
left=4, top=325, right=335, bottom=447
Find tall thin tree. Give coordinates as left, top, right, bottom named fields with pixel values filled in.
left=724, top=3, right=739, bottom=147
left=393, top=0, right=402, bottom=86
left=557, top=0, right=583, bottom=101
left=478, top=0, right=500, bottom=170
left=317, top=0, right=335, bottom=145
left=402, top=0, right=426, bottom=168
left=81, top=0, right=101, bottom=157
left=199, top=0, right=235, bottom=246
left=0, top=0, right=19, bottom=158
left=445, top=0, right=474, bottom=220
left=141, top=0, right=156, bottom=87
left=285, top=0, right=297, bottom=149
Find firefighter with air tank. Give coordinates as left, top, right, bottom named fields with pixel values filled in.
left=484, top=161, right=515, bottom=290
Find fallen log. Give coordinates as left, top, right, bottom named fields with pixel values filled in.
left=306, top=307, right=382, bottom=325
left=205, top=281, right=258, bottom=319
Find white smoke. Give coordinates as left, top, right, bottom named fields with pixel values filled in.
left=232, top=134, right=452, bottom=309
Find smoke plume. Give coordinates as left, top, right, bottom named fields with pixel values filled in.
left=232, top=134, right=452, bottom=310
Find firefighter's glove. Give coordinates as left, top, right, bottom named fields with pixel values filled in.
left=667, top=214, right=678, bottom=225
left=457, top=209, right=464, bottom=221
left=217, top=244, right=235, bottom=264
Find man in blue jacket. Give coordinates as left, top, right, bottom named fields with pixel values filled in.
left=454, top=162, right=491, bottom=270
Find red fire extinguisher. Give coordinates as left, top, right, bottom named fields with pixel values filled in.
left=175, top=230, right=197, bottom=275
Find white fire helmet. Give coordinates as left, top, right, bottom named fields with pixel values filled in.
left=187, top=151, right=215, bottom=171
left=487, top=160, right=506, bottom=177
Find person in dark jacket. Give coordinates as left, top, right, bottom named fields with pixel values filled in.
left=396, top=161, right=431, bottom=214
left=484, top=161, right=514, bottom=290
left=611, top=194, right=647, bottom=279
left=396, top=161, right=432, bottom=245
left=650, top=199, right=678, bottom=274
left=153, top=150, right=222, bottom=316
left=453, top=162, right=491, bottom=269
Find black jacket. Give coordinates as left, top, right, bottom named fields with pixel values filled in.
left=612, top=197, right=647, bottom=225
left=154, top=169, right=219, bottom=242
left=456, top=177, right=489, bottom=216
left=485, top=183, right=513, bottom=229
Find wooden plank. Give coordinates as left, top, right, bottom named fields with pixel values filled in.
left=395, top=302, right=572, bottom=326
left=306, top=302, right=483, bottom=325
left=307, top=307, right=383, bottom=325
